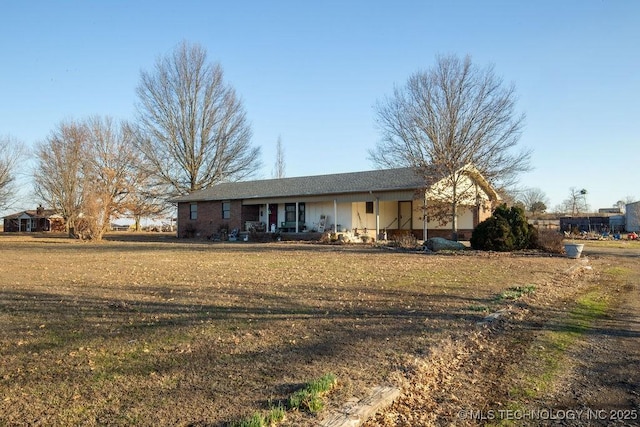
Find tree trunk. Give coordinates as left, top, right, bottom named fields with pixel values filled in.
left=451, top=201, right=458, bottom=241
left=451, top=183, right=458, bottom=241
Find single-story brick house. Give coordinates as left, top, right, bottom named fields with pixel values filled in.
left=171, top=166, right=500, bottom=241
left=2, top=206, right=65, bottom=232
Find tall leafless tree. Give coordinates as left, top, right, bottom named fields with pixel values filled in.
left=34, top=117, right=139, bottom=240
left=560, top=187, right=589, bottom=215
left=370, top=54, right=530, bottom=238
left=271, top=135, right=286, bottom=179
left=34, top=120, right=87, bottom=237
left=134, top=41, right=261, bottom=196
left=0, top=135, right=24, bottom=209
left=77, top=116, right=139, bottom=240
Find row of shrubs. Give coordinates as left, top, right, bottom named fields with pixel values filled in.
left=471, top=204, right=564, bottom=253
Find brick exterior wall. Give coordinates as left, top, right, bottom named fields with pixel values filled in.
left=177, top=200, right=243, bottom=239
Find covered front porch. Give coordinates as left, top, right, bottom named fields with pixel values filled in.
left=238, top=192, right=483, bottom=241
left=239, top=187, right=417, bottom=237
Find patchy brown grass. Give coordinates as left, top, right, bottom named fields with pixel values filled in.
left=365, top=241, right=640, bottom=426
left=0, top=233, right=581, bottom=426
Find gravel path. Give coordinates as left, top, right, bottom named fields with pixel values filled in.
left=537, top=249, right=640, bottom=426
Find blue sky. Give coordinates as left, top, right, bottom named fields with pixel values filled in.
left=1, top=0, right=638, bottom=214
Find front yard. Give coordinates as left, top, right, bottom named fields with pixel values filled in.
left=0, top=234, right=619, bottom=426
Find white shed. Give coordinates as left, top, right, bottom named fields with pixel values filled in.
left=625, top=201, right=640, bottom=232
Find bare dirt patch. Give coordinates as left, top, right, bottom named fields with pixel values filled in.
left=0, top=233, right=624, bottom=426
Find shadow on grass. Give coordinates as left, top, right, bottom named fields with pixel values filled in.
left=4, top=284, right=638, bottom=359
left=0, top=283, right=494, bottom=425
left=2, top=294, right=638, bottom=425
left=0, top=231, right=451, bottom=255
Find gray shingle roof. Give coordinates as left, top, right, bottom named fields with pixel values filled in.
left=3, top=209, right=60, bottom=220
left=171, top=167, right=425, bottom=202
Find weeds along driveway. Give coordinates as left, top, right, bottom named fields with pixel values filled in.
left=0, top=235, right=581, bottom=426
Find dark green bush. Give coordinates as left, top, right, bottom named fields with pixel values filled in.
left=471, top=204, right=534, bottom=252
left=471, top=216, right=513, bottom=251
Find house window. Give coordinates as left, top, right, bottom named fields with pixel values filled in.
left=283, top=203, right=305, bottom=223
left=222, top=201, right=231, bottom=219
left=366, top=201, right=374, bottom=214
left=285, top=204, right=296, bottom=222
left=190, top=203, right=197, bottom=220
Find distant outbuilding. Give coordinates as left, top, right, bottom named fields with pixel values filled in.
left=2, top=205, right=65, bottom=233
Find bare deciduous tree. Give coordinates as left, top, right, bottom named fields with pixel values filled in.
left=34, top=120, right=87, bottom=237
left=34, top=117, right=139, bottom=240
left=0, top=135, right=24, bottom=209
left=125, top=169, right=173, bottom=232
left=560, top=187, right=589, bottom=215
left=135, top=41, right=261, bottom=196
left=370, top=54, right=530, bottom=238
left=271, top=135, right=286, bottom=179
left=518, top=187, right=549, bottom=215
left=76, top=116, right=139, bottom=240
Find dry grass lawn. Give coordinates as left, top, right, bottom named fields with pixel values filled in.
left=0, top=233, right=584, bottom=426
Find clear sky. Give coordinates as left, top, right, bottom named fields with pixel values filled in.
left=1, top=0, right=638, bottom=214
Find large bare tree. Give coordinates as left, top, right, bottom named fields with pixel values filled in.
left=34, top=118, right=139, bottom=240
left=135, top=41, right=261, bottom=196
left=0, top=135, right=24, bottom=209
left=76, top=116, right=140, bottom=240
left=370, top=54, right=530, bottom=239
left=34, top=120, right=87, bottom=237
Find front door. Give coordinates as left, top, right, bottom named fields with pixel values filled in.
left=399, top=201, right=412, bottom=230
left=269, top=205, right=278, bottom=232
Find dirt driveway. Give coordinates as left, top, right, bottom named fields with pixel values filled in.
left=537, top=245, right=640, bottom=426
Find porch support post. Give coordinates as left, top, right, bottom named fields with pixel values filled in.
left=266, top=203, right=270, bottom=232
left=375, top=197, right=380, bottom=240
left=295, top=202, right=299, bottom=233
left=423, top=191, right=428, bottom=241
left=333, top=199, right=338, bottom=233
